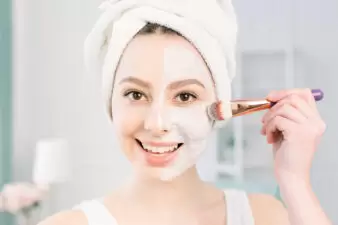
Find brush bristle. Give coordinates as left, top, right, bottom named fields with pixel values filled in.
left=207, top=101, right=224, bottom=121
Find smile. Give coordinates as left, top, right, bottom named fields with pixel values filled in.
left=135, top=139, right=183, bottom=154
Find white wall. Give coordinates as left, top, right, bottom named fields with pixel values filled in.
left=12, top=0, right=338, bottom=223
left=12, top=0, right=132, bottom=213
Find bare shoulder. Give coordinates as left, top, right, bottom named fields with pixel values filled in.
left=248, top=193, right=290, bottom=225
left=37, top=210, right=87, bottom=225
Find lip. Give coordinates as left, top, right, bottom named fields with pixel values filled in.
left=135, top=139, right=183, bottom=167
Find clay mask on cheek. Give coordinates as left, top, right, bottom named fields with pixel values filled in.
left=157, top=104, right=214, bottom=181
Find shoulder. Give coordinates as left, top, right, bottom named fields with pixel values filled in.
left=248, top=193, right=290, bottom=225
left=37, top=210, right=88, bottom=225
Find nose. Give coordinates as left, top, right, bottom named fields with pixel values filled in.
left=144, top=103, right=171, bottom=136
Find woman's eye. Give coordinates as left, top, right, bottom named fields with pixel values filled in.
left=124, top=91, right=147, bottom=101
left=175, top=92, right=197, bottom=103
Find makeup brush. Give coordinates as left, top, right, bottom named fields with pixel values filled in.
left=207, top=89, right=324, bottom=120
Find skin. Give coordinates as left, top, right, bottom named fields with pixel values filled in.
left=38, top=34, right=331, bottom=225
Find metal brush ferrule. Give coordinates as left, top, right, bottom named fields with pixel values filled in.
left=231, top=99, right=272, bottom=117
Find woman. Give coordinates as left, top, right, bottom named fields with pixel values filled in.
left=39, top=0, right=331, bottom=224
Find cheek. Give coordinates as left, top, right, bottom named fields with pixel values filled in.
left=170, top=104, right=213, bottom=142
left=111, top=98, right=148, bottom=159
left=111, top=97, right=147, bottom=137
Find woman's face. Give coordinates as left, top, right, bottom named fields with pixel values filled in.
left=111, top=34, right=217, bottom=180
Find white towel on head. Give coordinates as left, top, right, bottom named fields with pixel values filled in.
left=84, top=0, right=238, bottom=127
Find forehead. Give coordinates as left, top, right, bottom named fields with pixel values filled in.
left=114, top=34, right=212, bottom=83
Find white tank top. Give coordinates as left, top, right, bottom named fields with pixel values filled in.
left=74, top=189, right=255, bottom=225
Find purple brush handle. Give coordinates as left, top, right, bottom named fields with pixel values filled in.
left=270, top=89, right=324, bottom=107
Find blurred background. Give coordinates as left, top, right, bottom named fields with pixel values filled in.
left=1, top=0, right=338, bottom=224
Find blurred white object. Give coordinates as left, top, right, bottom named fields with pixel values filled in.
left=32, top=138, right=71, bottom=187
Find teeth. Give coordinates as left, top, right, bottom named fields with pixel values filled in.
left=141, top=143, right=179, bottom=153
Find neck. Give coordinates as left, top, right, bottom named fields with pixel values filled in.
left=124, top=166, right=209, bottom=209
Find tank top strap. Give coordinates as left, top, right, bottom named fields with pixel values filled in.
left=73, top=199, right=118, bottom=225
left=224, top=189, right=255, bottom=225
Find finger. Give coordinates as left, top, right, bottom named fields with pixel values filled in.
left=267, top=88, right=317, bottom=110
left=262, top=94, right=315, bottom=123
left=268, top=131, right=281, bottom=144
left=261, top=123, right=278, bottom=142
left=262, top=99, right=309, bottom=140
left=265, top=115, right=296, bottom=144
left=279, top=94, right=317, bottom=118
left=260, top=125, right=266, bottom=135
left=266, top=126, right=280, bottom=144
left=262, top=102, right=307, bottom=126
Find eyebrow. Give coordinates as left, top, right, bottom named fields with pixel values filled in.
left=168, top=79, right=205, bottom=90
left=118, top=77, right=151, bottom=89
left=118, top=76, right=205, bottom=90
